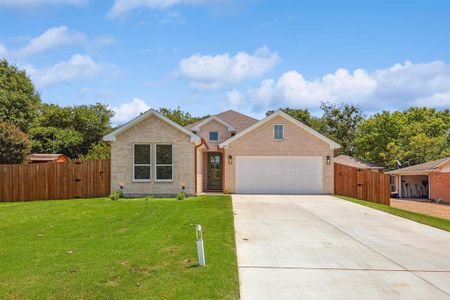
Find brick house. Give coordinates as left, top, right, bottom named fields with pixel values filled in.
left=103, top=109, right=340, bottom=196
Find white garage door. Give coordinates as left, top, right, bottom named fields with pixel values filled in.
left=235, top=156, right=323, bottom=194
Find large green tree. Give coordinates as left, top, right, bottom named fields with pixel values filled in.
left=354, top=107, right=450, bottom=169
left=0, top=120, right=31, bottom=164
left=318, top=102, right=364, bottom=155
left=32, top=103, right=113, bottom=158
left=0, top=59, right=41, bottom=132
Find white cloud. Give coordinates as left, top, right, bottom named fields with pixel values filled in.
left=225, top=89, right=243, bottom=109
left=178, top=47, right=279, bottom=90
left=110, top=98, right=151, bottom=125
left=0, top=0, right=86, bottom=8
left=109, top=0, right=218, bottom=18
left=249, top=61, right=450, bottom=111
left=0, top=43, right=7, bottom=57
left=25, top=54, right=119, bottom=88
left=16, top=26, right=86, bottom=57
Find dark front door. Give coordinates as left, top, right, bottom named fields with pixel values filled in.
left=207, top=152, right=222, bottom=191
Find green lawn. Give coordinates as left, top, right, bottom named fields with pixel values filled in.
left=337, top=195, right=450, bottom=232
left=0, top=195, right=239, bottom=299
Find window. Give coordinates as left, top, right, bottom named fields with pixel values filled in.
left=209, top=131, right=219, bottom=141
left=134, top=144, right=151, bottom=181
left=274, top=124, right=284, bottom=140
left=156, top=144, right=173, bottom=180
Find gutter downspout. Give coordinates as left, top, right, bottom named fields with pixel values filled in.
left=194, top=138, right=208, bottom=195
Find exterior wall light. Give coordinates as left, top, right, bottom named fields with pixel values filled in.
left=119, top=183, right=124, bottom=190
left=228, top=155, right=233, bottom=165
left=326, top=155, right=331, bottom=165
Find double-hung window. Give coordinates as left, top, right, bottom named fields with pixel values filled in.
left=134, top=144, right=151, bottom=181
left=274, top=124, right=284, bottom=140
left=156, top=144, right=173, bottom=181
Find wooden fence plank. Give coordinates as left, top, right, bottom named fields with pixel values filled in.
left=0, top=160, right=111, bottom=202
left=334, top=163, right=390, bottom=205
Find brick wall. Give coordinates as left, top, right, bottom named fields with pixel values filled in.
left=224, top=115, right=334, bottom=193
left=430, top=172, right=450, bottom=202
left=111, top=115, right=195, bottom=196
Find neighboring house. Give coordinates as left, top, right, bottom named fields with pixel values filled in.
left=27, top=153, right=69, bottom=163
left=387, top=157, right=450, bottom=202
left=103, top=109, right=340, bottom=196
left=334, top=155, right=384, bottom=171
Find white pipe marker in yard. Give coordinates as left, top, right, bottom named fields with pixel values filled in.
left=196, top=224, right=206, bottom=267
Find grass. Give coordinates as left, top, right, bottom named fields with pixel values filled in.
left=0, top=195, right=239, bottom=299
left=337, top=195, right=450, bottom=232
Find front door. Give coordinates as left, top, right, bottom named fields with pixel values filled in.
left=207, top=152, right=222, bottom=191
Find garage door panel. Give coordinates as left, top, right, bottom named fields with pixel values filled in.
left=235, top=156, right=323, bottom=194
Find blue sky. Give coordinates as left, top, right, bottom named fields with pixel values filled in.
left=0, top=0, right=449, bottom=124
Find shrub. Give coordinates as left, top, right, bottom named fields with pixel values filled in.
left=0, top=120, right=31, bottom=164
left=176, top=192, right=186, bottom=200
left=223, top=189, right=232, bottom=194
left=109, top=190, right=123, bottom=201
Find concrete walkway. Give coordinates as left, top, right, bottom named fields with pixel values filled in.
left=233, top=195, right=450, bottom=300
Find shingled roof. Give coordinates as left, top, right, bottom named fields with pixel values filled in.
left=185, top=110, right=259, bottom=133
left=387, top=157, right=450, bottom=175
left=334, top=155, right=384, bottom=170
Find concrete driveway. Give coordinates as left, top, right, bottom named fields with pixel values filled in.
left=233, top=195, right=450, bottom=300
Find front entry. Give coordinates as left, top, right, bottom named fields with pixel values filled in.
left=207, top=152, right=223, bottom=191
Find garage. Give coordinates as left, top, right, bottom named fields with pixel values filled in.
left=235, top=156, right=323, bottom=194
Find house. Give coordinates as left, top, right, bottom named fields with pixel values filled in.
left=27, top=153, right=69, bottom=163
left=103, top=109, right=340, bottom=196
left=387, top=157, right=450, bottom=203
left=334, top=155, right=384, bottom=171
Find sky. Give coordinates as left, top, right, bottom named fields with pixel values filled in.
left=0, top=0, right=449, bottom=125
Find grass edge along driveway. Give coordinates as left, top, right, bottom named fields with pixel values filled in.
left=337, top=195, right=450, bottom=232
left=0, top=195, right=239, bottom=300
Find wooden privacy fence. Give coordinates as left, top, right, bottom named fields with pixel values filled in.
left=0, top=160, right=111, bottom=202
left=334, top=163, right=391, bottom=205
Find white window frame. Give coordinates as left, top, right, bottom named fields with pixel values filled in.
left=209, top=131, right=219, bottom=141
left=273, top=124, right=284, bottom=140
left=133, top=143, right=151, bottom=182
left=155, top=143, right=174, bottom=182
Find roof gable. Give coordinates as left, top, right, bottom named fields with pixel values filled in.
left=220, top=110, right=341, bottom=149
left=103, top=109, right=201, bottom=143
left=191, top=116, right=235, bottom=132
left=185, top=110, right=258, bottom=133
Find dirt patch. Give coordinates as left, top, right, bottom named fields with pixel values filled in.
left=391, top=199, right=450, bottom=220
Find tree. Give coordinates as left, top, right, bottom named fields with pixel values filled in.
left=354, top=107, right=450, bottom=169
left=158, top=107, right=209, bottom=126
left=29, top=126, right=84, bottom=158
left=32, top=103, right=114, bottom=158
left=79, top=141, right=111, bottom=160
left=0, top=120, right=31, bottom=164
left=266, top=108, right=321, bottom=129
left=318, top=102, right=364, bottom=155
left=0, top=59, right=41, bottom=132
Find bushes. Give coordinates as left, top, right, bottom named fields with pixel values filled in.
left=0, top=120, right=31, bottom=164
left=176, top=192, right=186, bottom=200
left=109, top=190, right=123, bottom=201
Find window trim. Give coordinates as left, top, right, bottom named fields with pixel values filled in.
left=273, top=124, right=284, bottom=140
left=155, top=143, right=174, bottom=182
left=209, top=131, right=219, bottom=141
left=132, top=143, right=152, bottom=182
